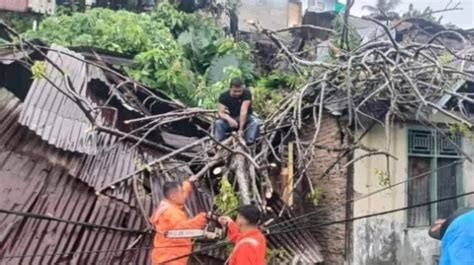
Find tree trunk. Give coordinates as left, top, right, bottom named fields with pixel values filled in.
left=231, top=145, right=251, bottom=205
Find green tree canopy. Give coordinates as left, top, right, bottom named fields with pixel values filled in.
left=25, top=4, right=255, bottom=107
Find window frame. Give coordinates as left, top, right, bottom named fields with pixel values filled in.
left=406, top=126, right=464, bottom=226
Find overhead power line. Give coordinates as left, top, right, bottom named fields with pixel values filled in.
left=268, top=190, right=474, bottom=236
left=268, top=159, right=464, bottom=229
left=0, top=208, right=148, bottom=234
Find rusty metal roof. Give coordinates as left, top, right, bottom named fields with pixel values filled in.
left=1, top=42, right=326, bottom=263
left=266, top=198, right=324, bottom=264
left=0, top=88, right=225, bottom=263
left=0, top=89, right=151, bottom=264
left=18, top=44, right=116, bottom=155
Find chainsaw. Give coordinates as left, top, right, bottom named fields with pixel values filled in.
left=164, top=212, right=227, bottom=241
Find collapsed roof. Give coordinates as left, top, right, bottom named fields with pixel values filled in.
left=0, top=43, right=324, bottom=264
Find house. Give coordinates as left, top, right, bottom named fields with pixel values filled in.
left=0, top=41, right=325, bottom=264
left=351, top=51, right=474, bottom=264
left=262, top=11, right=474, bottom=264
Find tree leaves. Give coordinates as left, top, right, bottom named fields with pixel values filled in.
left=25, top=4, right=257, bottom=110
left=207, top=53, right=240, bottom=85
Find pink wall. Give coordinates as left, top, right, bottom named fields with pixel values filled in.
left=0, top=0, right=29, bottom=12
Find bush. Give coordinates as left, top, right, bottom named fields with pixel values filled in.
left=26, top=5, right=256, bottom=108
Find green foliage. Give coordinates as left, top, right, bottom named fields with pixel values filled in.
left=213, top=178, right=239, bottom=215
left=27, top=9, right=173, bottom=54
left=265, top=247, right=289, bottom=263
left=26, top=5, right=255, bottom=108
left=252, top=85, right=284, bottom=117
left=250, top=71, right=303, bottom=117
left=133, top=158, right=154, bottom=173
left=0, top=11, right=40, bottom=34
left=207, top=53, right=240, bottom=85
left=448, top=123, right=469, bottom=139
left=31, top=61, right=46, bottom=80
left=331, top=15, right=362, bottom=51
left=128, top=48, right=196, bottom=104
left=362, top=0, right=401, bottom=16
left=439, top=51, right=453, bottom=66
left=258, top=72, right=303, bottom=90
left=402, top=4, right=442, bottom=23
left=309, top=185, right=324, bottom=206
left=374, top=168, right=390, bottom=187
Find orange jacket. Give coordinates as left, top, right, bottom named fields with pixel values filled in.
left=150, top=181, right=206, bottom=265
left=226, top=221, right=266, bottom=265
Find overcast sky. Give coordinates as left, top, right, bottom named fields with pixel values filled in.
left=342, top=0, right=474, bottom=29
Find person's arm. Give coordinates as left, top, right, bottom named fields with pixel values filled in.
left=218, top=103, right=238, bottom=128
left=238, top=90, right=252, bottom=135
left=166, top=210, right=207, bottom=229
left=219, top=217, right=241, bottom=243
left=238, top=100, right=251, bottom=135
left=182, top=181, right=192, bottom=199
left=226, top=220, right=242, bottom=242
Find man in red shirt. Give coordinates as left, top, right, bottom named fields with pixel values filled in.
left=218, top=205, right=266, bottom=265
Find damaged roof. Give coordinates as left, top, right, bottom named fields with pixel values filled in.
left=0, top=44, right=325, bottom=264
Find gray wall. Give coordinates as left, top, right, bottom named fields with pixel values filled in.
left=353, top=218, right=440, bottom=265
left=238, top=0, right=289, bottom=31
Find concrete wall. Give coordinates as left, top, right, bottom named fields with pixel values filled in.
left=238, top=0, right=289, bottom=31
left=352, top=121, right=474, bottom=265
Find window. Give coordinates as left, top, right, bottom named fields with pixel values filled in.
left=308, top=0, right=316, bottom=6
left=407, top=128, right=463, bottom=227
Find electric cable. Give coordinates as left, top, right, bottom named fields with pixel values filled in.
left=1, top=244, right=186, bottom=259
left=267, top=190, right=474, bottom=236
left=0, top=208, right=148, bottom=234
left=0, top=242, right=223, bottom=260
left=267, top=159, right=464, bottom=229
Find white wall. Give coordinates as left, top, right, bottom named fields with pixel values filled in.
left=352, top=121, right=474, bottom=264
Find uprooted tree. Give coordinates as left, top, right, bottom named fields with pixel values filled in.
left=1, top=0, right=473, bottom=222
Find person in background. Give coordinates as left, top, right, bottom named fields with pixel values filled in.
left=150, top=181, right=206, bottom=265
left=218, top=205, right=266, bottom=265
left=214, top=77, right=260, bottom=146
left=429, top=207, right=474, bottom=265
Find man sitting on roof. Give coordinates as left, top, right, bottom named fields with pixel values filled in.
left=214, top=77, right=260, bottom=146
left=150, top=181, right=206, bottom=265
left=218, top=205, right=266, bottom=265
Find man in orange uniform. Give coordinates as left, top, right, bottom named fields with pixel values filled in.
left=218, top=205, right=266, bottom=265
left=150, top=181, right=207, bottom=265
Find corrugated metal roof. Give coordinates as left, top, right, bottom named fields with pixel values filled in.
left=266, top=198, right=324, bottom=264
left=0, top=89, right=152, bottom=265
left=2, top=41, right=326, bottom=263
left=0, top=47, right=33, bottom=65
left=18, top=44, right=116, bottom=155
left=0, top=88, right=226, bottom=263
left=0, top=158, right=152, bottom=264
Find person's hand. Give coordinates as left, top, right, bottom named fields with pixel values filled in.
left=218, top=216, right=233, bottom=226
left=237, top=130, right=244, bottom=137
left=188, top=175, right=198, bottom=182
left=197, top=212, right=207, bottom=223
left=228, top=118, right=239, bottom=129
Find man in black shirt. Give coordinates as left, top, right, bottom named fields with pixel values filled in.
left=214, top=78, right=259, bottom=145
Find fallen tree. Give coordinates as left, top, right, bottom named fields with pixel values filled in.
left=1, top=1, right=474, bottom=221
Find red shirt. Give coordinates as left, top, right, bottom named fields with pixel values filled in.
left=227, top=221, right=266, bottom=265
